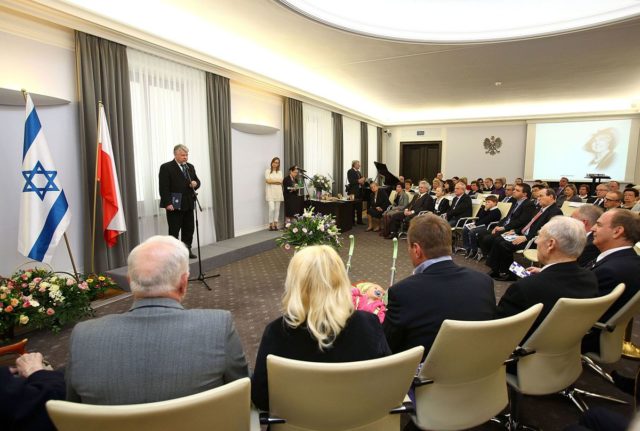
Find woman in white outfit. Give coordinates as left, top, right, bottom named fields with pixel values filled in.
left=265, top=157, right=284, bottom=230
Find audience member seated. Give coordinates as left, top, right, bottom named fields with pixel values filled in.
left=477, top=184, right=537, bottom=259
left=486, top=188, right=562, bottom=281
left=381, top=183, right=410, bottom=237
left=462, top=195, right=501, bottom=259
left=430, top=186, right=450, bottom=216
left=351, top=282, right=387, bottom=323
left=587, top=184, right=608, bottom=208
left=578, top=184, right=591, bottom=200
left=444, top=179, right=455, bottom=195
left=0, top=352, right=64, bottom=431
left=502, top=184, right=516, bottom=204
left=531, top=184, right=544, bottom=208
left=492, top=178, right=506, bottom=199
left=557, top=183, right=582, bottom=207
left=571, top=204, right=604, bottom=267
left=386, top=180, right=433, bottom=239
left=445, top=182, right=472, bottom=227
left=476, top=178, right=486, bottom=192
left=251, top=245, right=391, bottom=410
left=484, top=177, right=494, bottom=192
left=604, top=191, right=623, bottom=211
left=366, top=182, right=390, bottom=232
left=468, top=181, right=480, bottom=198
left=556, top=176, right=569, bottom=196
left=622, top=188, right=639, bottom=210
left=514, top=177, right=524, bottom=186
left=66, top=235, right=249, bottom=404
left=608, top=180, right=620, bottom=192
left=496, top=216, right=598, bottom=342
left=383, top=214, right=496, bottom=360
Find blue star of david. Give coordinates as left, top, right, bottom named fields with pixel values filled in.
left=22, top=160, right=59, bottom=201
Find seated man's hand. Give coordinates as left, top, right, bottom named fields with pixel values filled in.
left=511, top=235, right=527, bottom=245
left=404, top=209, right=412, bottom=216
left=526, top=266, right=542, bottom=274
left=15, top=353, right=48, bottom=378
left=492, top=226, right=504, bottom=234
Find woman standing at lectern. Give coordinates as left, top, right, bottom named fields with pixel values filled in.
left=283, top=165, right=303, bottom=225
left=265, top=157, right=284, bottom=231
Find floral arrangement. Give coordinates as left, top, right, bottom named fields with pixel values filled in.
left=0, top=268, right=116, bottom=338
left=311, top=174, right=333, bottom=192
left=276, top=207, right=341, bottom=250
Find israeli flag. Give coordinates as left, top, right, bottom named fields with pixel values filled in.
left=18, top=94, right=71, bottom=263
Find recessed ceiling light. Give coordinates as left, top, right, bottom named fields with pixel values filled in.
left=277, top=0, right=640, bottom=43
left=495, top=82, right=503, bottom=87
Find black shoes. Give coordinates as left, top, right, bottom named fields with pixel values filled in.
left=188, top=250, right=197, bottom=259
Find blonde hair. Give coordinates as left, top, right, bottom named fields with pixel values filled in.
left=282, top=245, right=354, bottom=350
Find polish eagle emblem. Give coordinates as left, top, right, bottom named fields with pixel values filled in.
left=483, top=136, right=502, bottom=155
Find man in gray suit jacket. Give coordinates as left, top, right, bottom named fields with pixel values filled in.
left=66, top=235, right=249, bottom=405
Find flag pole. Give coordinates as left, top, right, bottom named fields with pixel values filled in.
left=22, top=89, right=79, bottom=278
left=90, top=101, right=102, bottom=274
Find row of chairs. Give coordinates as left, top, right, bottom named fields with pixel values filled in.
left=44, top=283, right=634, bottom=431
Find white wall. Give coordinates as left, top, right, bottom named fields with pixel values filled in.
left=230, top=84, right=284, bottom=236
left=384, top=122, right=527, bottom=183
left=0, top=27, right=83, bottom=276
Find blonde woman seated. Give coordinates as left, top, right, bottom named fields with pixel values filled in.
left=251, top=245, right=391, bottom=411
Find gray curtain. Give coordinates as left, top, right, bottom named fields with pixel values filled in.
left=75, top=31, right=139, bottom=273
left=283, top=98, right=304, bottom=172
left=377, top=127, right=383, bottom=163
left=205, top=73, right=234, bottom=241
left=360, top=121, right=368, bottom=178
left=332, top=112, right=344, bottom=195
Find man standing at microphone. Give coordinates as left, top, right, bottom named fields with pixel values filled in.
left=159, top=144, right=201, bottom=259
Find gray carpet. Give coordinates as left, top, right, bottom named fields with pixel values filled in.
left=15, top=224, right=639, bottom=430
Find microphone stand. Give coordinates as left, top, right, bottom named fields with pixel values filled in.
left=185, top=168, right=219, bottom=291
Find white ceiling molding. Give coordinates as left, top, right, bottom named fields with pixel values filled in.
left=231, top=122, right=280, bottom=135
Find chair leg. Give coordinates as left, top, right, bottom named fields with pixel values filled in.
left=559, top=387, right=589, bottom=413
left=572, top=387, right=629, bottom=406
left=491, top=385, right=541, bottom=430
left=582, top=355, right=615, bottom=384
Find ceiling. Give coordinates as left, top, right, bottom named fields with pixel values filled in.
left=30, top=0, right=640, bottom=124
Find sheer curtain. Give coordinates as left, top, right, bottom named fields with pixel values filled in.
left=342, top=116, right=361, bottom=187
left=367, top=124, right=378, bottom=180
left=127, top=49, right=216, bottom=245
left=303, top=103, right=333, bottom=192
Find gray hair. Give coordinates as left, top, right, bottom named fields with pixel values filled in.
left=128, top=235, right=189, bottom=296
left=540, top=216, right=586, bottom=258
left=419, top=180, right=431, bottom=191
left=574, top=204, right=603, bottom=228
left=173, top=144, right=189, bottom=154
left=351, top=160, right=360, bottom=167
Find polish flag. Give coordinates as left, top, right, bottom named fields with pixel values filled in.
left=97, top=105, right=126, bottom=247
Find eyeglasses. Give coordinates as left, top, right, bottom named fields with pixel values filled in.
left=604, top=197, right=620, bottom=202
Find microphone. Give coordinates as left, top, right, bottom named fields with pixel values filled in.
left=297, top=167, right=307, bottom=172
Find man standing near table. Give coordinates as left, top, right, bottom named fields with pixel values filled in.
left=347, top=160, right=365, bottom=225
left=159, top=144, right=200, bottom=259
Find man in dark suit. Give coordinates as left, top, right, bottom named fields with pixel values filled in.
left=386, top=180, right=433, bottom=238
left=571, top=204, right=604, bottom=267
left=496, top=216, right=598, bottom=342
left=501, top=184, right=515, bottom=204
left=478, top=183, right=537, bottom=257
left=159, top=144, right=201, bottom=258
left=384, top=214, right=496, bottom=360
left=446, top=181, right=472, bottom=226
left=587, top=184, right=608, bottom=208
left=556, top=176, right=569, bottom=197
left=486, top=188, right=563, bottom=281
left=346, top=160, right=365, bottom=225
left=590, top=209, right=640, bottom=321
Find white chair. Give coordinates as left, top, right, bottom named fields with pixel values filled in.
left=412, top=304, right=542, bottom=431
left=264, top=346, right=424, bottom=431
left=46, top=378, right=256, bottom=431
left=505, top=284, right=625, bottom=427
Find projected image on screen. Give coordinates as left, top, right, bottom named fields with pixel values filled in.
left=532, top=119, right=632, bottom=181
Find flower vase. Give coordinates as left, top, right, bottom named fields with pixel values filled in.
left=316, top=190, right=322, bottom=200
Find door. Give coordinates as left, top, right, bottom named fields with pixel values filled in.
left=400, top=141, right=442, bottom=184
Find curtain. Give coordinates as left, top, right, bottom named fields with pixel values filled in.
left=342, top=116, right=361, bottom=189
left=75, top=31, right=139, bottom=272
left=206, top=73, right=234, bottom=241
left=377, top=127, right=383, bottom=163
left=283, top=98, right=304, bottom=172
left=360, top=121, right=368, bottom=179
left=303, top=103, right=333, bottom=191
left=367, top=124, right=377, bottom=180
left=332, top=112, right=343, bottom=195
left=127, top=49, right=216, bottom=245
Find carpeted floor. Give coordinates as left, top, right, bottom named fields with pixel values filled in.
left=15, top=224, right=639, bottom=430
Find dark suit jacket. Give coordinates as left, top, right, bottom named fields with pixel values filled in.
left=497, top=262, right=598, bottom=341
left=501, top=196, right=515, bottom=204
left=446, top=193, right=472, bottom=221
left=346, top=168, right=363, bottom=197
left=587, top=197, right=605, bottom=208
left=517, top=204, right=563, bottom=240
left=159, top=160, right=201, bottom=211
left=384, top=260, right=497, bottom=360
left=592, top=248, right=640, bottom=321
left=407, top=193, right=433, bottom=215
left=475, top=207, right=502, bottom=227
left=501, top=199, right=537, bottom=232
left=430, top=197, right=450, bottom=216
left=577, top=233, right=599, bottom=267
left=368, top=189, right=390, bottom=210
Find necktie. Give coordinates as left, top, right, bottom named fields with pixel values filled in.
left=452, top=196, right=459, bottom=210
left=181, top=164, right=188, bottom=179
left=504, top=200, right=522, bottom=225
left=522, top=209, right=543, bottom=236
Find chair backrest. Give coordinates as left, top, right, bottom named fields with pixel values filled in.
left=267, top=346, right=424, bottom=431
left=496, top=202, right=512, bottom=219
left=46, top=378, right=252, bottom=431
left=634, top=241, right=640, bottom=256
left=471, top=202, right=482, bottom=218
left=560, top=201, right=579, bottom=216
left=388, top=190, right=397, bottom=205
left=414, top=304, right=542, bottom=431
left=590, top=284, right=640, bottom=363
left=515, top=285, right=625, bottom=395
left=406, top=192, right=415, bottom=203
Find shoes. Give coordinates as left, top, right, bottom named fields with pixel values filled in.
left=385, top=233, right=397, bottom=239
left=373, top=227, right=380, bottom=232
left=365, top=227, right=373, bottom=232
left=466, top=250, right=478, bottom=259
left=496, top=273, right=517, bottom=282
left=189, top=252, right=197, bottom=259
left=488, top=270, right=501, bottom=279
